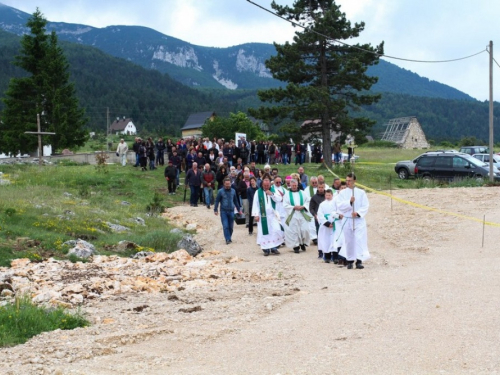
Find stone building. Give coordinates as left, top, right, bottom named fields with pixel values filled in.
left=381, top=116, right=429, bottom=149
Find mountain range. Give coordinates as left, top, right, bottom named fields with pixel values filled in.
left=0, top=2, right=474, bottom=100
left=1, top=2, right=498, bottom=143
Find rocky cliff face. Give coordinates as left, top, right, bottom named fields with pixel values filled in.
left=0, top=3, right=278, bottom=90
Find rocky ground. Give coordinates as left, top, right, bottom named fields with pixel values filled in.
left=1, top=186, right=500, bottom=374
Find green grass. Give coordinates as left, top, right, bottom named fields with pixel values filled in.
left=0, top=163, right=187, bottom=267
left=0, top=296, right=89, bottom=347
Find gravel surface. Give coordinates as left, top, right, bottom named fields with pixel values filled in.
left=1, top=186, right=500, bottom=374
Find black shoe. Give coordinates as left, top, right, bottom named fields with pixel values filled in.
left=263, top=249, right=270, bottom=256
left=249, top=232, right=253, bottom=235
left=318, top=250, right=323, bottom=258
left=293, top=247, right=300, bottom=253
left=271, top=248, right=280, bottom=255
left=312, top=239, right=318, bottom=245
left=226, top=240, right=231, bottom=245
left=356, top=260, right=364, bottom=269
left=324, top=259, right=330, bottom=264
left=300, top=244, right=306, bottom=251
left=347, top=263, right=353, bottom=269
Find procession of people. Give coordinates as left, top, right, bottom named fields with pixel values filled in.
left=119, top=135, right=368, bottom=268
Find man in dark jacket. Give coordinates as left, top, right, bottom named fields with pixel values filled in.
left=256, top=141, right=266, bottom=165
left=214, top=178, right=242, bottom=244
left=132, top=137, right=141, bottom=167
left=156, top=137, right=166, bottom=167
left=201, top=163, right=216, bottom=209
left=169, top=149, right=181, bottom=186
left=164, top=160, right=177, bottom=194
left=239, top=142, right=249, bottom=164
left=185, top=162, right=202, bottom=207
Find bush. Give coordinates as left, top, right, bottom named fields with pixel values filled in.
left=0, top=296, right=89, bottom=347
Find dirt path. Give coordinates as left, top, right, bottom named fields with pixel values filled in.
left=2, top=187, right=500, bottom=374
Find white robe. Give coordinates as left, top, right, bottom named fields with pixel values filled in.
left=252, top=189, right=284, bottom=250
left=336, top=187, right=370, bottom=261
left=271, top=185, right=287, bottom=230
left=283, top=190, right=312, bottom=248
left=304, top=186, right=318, bottom=240
left=317, top=199, right=341, bottom=253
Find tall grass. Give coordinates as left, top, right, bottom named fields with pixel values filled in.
left=0, top=296, right=89, bottom=347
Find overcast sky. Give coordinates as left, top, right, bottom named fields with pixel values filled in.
left=2, top=0, right=498, bottom=101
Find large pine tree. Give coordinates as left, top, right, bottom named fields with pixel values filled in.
left=0, top=9, right=87, bottom=155
left=250, top=0, right=383, bottom=166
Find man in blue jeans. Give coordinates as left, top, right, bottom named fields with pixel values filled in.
left=214, top=177, right=242, bottom=244
left=185, top=162, right=202, bottom=207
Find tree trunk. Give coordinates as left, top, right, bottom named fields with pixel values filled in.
left=320, top=41, right=332, bottom=168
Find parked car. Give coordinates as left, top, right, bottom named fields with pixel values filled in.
left=459, top=146, right=489, bottom=155
left=394, top=150, right=458, bottom=180
left=414, top=151, right=500, bottom=181
left=394, top=159, right=416, bottom=179
left=472, top=153, right=500, bottom=165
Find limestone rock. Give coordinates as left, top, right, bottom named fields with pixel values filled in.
left=129, top=217, right=146, bottom=226
left=105, top=222, right=130, bottom=233
left=116, top=240, right=138, bottom=252
left=66, top=239, right=97, bottom=259
left=132, top=251, right=155, bottom=259
left=177, top=235, right=202, bottom=257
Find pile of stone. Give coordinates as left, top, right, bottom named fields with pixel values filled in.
left=0, top=158, right=52, bottom=166
left=0, top=250, right=271, bottom=307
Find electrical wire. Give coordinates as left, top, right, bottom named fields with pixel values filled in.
left=246, top=0, right=488, bottom=64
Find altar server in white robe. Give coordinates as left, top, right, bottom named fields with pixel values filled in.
left=317, top=189, right=343, bottom=263
left=252, top=176, right=284, bottom=256
left=283, top=179, right=312, bottom=253
left=270, top=176, right=287, bottom=231
left=336, top=173, right=370, bottom=269
left=305, top=177, right=319, bottom=244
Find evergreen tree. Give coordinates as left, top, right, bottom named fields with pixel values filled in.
left=249, top=0, right=383, bottom=166
left=0, top=9, right=87, bottom=155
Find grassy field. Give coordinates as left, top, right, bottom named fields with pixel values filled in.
left=0, top=162, right=185, bottom=267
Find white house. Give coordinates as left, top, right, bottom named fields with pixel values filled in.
left=110, top=117, right=137, bottom=135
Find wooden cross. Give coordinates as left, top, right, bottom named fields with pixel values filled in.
left=24, top=114, right=55, bottom=166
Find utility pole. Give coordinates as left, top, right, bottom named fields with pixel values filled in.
left=488, top=41, right=494, bottom=183
left=106, top=107, right=110, bottom=151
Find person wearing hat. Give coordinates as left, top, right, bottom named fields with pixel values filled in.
left=164, top=160, right=178, bottom=195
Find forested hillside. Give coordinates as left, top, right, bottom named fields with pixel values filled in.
left=0, top=30, right=239, bottom=135
left=359, top=93, right=498, bottom=143
left=0, top=29, right=498, bottom=142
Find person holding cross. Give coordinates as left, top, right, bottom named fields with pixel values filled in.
left=336, top=172, right=370, bottom=269
left=283, top=179, right=312, bottom=253
left=252, top=175, right=284, bottom=256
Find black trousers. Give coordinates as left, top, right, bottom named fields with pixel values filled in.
left=167, top=179, right=176, bottom=193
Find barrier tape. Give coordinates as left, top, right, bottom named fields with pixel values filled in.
left=323, top=164, right=500, bottom=228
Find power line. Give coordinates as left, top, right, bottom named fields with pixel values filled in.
left=246, top=0, right=488, bottom=64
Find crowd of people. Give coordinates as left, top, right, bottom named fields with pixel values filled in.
left=121, top=136, right=326, bottom=171
left=120, top=135, right=368, bottom=268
